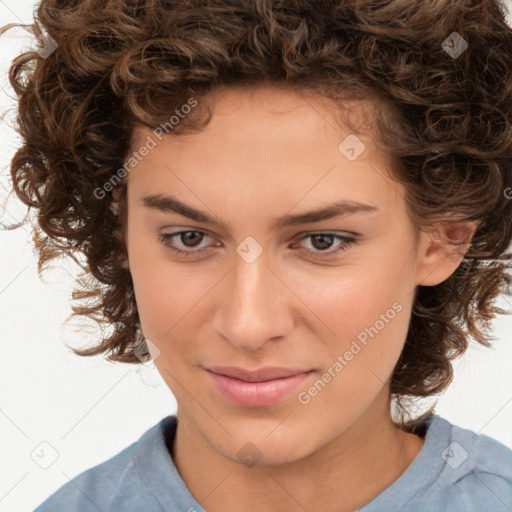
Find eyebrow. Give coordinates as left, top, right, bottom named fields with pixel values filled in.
left=141, top=193, right=378, bottom=233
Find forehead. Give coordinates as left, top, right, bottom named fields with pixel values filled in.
left=131, top=84, right=383, bottom=150
left=126, top=85, right=400, bottom=217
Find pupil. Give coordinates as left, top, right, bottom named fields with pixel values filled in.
left=312, top=234, right=333, bottom=250
left=182, top=231, right=202, bottom=247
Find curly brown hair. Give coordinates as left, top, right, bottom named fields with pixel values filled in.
left=2, top=0, right=512, bottom=427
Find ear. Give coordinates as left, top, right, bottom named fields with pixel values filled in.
left=415, top=217, right=480, bottom=286
left=112, top=186, right=122, bottom=203
left=111, top=186, right=130, bottom=271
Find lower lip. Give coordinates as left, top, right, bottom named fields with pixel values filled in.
left=206, top=370, right=314, bottom=407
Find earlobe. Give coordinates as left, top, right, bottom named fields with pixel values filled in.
left=110, top=185, right=130, bottom=270
left=416, top=219, right=479, bottom=287
left=120, top=256, right=130, bottom=271
left=112, top=186, right=122, bottom=203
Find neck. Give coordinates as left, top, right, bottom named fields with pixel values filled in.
left=171, top=389, right=425, bottom=512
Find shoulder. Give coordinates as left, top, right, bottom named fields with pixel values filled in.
left=411, top=416, right=512, bottom=512
left=31, top=417, right=172, bottom=512
left=420, top=416, right=512, bottom=511
left=361, top=414, right=512, bottom=512
left=31, top=442, right=139, bottom=512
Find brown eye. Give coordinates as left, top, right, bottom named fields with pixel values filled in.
left=309, top=234, right=336, bottom=250
left=291, top=233, right=357, bottom=259
left=158, top=230, right=358, bottom=260
left=159, top=230, right=212, bottom=257
left=178, top=231, right=205, bottom=247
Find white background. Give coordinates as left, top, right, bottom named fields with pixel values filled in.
left=0, top=1, right=511, bottom=511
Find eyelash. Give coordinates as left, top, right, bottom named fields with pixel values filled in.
left=158, top=230, right=358, bottom=260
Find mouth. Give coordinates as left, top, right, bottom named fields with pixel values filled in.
left=204, top=366, right=315, bottom=407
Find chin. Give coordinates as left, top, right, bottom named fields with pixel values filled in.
left=208, top=424, right=317, bottom=467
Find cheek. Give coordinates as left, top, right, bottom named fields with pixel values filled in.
left=132, top=265, right=196, bottom=337
left=299, top=267, right=406, bottom=332
left=296, top=258, right=412, bottom=373
left=128, top=241, right=222, bottom=357
left=298, top=272, right=411, bottom=419
left=127, top=235, right=188, bottom=337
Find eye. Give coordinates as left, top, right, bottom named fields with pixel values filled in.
left=290, top=232, right=357, bottom=259
left=159, top=230, right=214, bottom=257
left=158, top=230, right=358, bottom=259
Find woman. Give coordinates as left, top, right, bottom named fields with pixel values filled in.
left=3, top=0, right=512, bottom=511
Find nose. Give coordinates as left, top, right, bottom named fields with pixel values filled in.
left=212, top=249, right=294, bottom=352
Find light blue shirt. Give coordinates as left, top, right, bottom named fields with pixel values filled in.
left=32, top=413, right=512, bottom=512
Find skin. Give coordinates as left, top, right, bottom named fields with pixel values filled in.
left=119, top=84, right=477, bottom=512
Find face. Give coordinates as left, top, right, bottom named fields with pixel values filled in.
left=123, top=85, right=425, bottom=465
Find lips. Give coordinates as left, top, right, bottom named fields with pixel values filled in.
left=205, top=366, right=315, bottom=407
left=206, top=366, right=311, bottom=382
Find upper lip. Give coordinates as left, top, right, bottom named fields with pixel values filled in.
left=205, top=366, right=312, bottom=382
